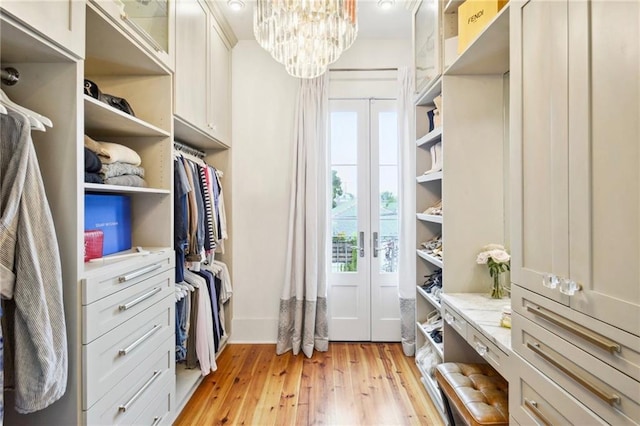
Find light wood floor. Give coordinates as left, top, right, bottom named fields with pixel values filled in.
left=174, top=343, right=444, bottom=426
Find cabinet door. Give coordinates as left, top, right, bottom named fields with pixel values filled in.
left=208, top=21, right=231, bottom=146
left=510, top=0, right=570, bottom=304
left=174, top=0, right=208, bottom=131
left=568, top=0, right=640, bottom=336
left=1, top=0, right=85, bottom=58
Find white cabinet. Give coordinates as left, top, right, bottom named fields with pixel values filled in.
left=174, top=0, right=232, bottom=148
left=88, top=0, right=174, bottom=71
left=174, top=0, right=208, bottom=132
left=511, top=0, right=640, bottom=337
left=511, top=1, right=640, bottom=423
left=0, top=0, right=85, bottom=58
left=208, top=22, right=232, bottom=146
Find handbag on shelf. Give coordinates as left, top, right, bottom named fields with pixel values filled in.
left=84, top=229, right=104, bottom=262
left=84, top=79, right=135, bottom=116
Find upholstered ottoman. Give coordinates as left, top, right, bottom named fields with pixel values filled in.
left=435, top=362, right=509, bottom=426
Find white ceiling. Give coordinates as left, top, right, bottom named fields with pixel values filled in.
left=213, top=0, right=413, bottom=41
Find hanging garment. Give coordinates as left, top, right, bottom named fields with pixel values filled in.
left=0, top=112, right=68, bottom=413
left=184, top=270, right=217, bottom=375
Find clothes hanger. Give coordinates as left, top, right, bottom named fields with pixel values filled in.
left=0, top=103, right=6, bottom=114
left=0, top=88, right=52, bottom=131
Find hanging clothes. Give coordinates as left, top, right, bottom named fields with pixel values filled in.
left=0, top=112, right=68, bottom=414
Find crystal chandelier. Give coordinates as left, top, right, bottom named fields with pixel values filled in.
left=254, top=0, right=358, bottom=79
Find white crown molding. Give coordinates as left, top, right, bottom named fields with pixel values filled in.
left=205, top=0, right=239, bottom=47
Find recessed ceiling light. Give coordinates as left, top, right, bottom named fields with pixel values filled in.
left=228, top=0, right=245, bottom=11
left=377, top=0, right=395, bottom=10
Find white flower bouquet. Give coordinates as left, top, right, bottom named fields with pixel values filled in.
left=477, top=244, right=510, bottom=299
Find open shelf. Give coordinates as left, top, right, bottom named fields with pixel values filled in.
left=417, top=249, right=444, bottom=268
left=444, top=0, right=464, bottom=14
left=417, top=213, right=443, bottom=224
left=417, top=368, right=445, bottom=419
left=417, top=171, right=443, bottom=183
left=174, top=116, right=229, bottom=151
left=444, top=4, right=510, bottom=76
left=417, top=322, right=444, bottom=358
left=416, top=76, right=442, bottom=107
left=83, top=246, right=171, bottom=275
left=416, top=127, right=442, bottom=147
left=84, top=183, right=170, bottom=195
left=417, top=285, right=442, bottom=310
left=85, top=2, right=168, bottom=75
left=84, top=96, right=170, bottom=137
left=175, top=364, right=204, bottom=415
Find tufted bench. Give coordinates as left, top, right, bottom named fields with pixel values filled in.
left=435, top=362, right=509, bottom=426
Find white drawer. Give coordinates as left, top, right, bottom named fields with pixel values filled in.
left=466, top=324, right=509, bottom=375
left=442, top=302, right=467, bottom=339
left=513, top=313, right=640, bottom=425
left=83, top=269, right=173, bottom=343
left=510, top=353, right=606, bottom=425
left=84, top=336, right=175, bottom=425
left=83, top=295, right=173, bottom=410
left=132, top=377, right=174, bottom=426
left=512, top=285, right=640, bottom=381
left=82, top=250, right=174, bottom=305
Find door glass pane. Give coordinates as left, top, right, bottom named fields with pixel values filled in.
left=378, top=111, right=399, bottom=273
left=331, top=111, right=358, bottom=273
left=122, top=0, right=169, bottom=53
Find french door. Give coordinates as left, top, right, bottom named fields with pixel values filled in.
left=328, top=98, right=400, bottom=342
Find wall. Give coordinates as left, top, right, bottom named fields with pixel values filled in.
left=230, top=38, right=411, bottom=343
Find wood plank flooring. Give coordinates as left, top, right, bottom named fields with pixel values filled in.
left=174, top=343, right=444, bottom=426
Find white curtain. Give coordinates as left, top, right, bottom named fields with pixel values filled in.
left=397, top=67, right=417, bottom=356
left=276, top=74, right=330, bottom=358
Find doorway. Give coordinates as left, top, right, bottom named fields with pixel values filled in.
left=328, top=98, right=400, bottom=342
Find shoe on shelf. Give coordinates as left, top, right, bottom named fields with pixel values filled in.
left=423, top=199, right=443, bottom=216
left=423, top=142, right=443, bottom=175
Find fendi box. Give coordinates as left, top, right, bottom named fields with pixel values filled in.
left=458, top=0, right=508, bottom=54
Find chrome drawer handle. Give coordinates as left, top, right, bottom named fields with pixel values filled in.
left=524, top=399, right=552, bottom=426
left=527, top=342, right=621, bottom=406
left=474, top=341, right=488, bottom=357
left=119, top=287, right=161, bottom=311
left=119, top=325, right=161, bottom=356
left=444, top=312, right=455, bottom=325
left=152, top=415, right=163, bottom=426
left=119, top=370, right=162, bottom=413
left=526, top=305, right=620, bottom=353
left=118, top=263, right=163, bottom=283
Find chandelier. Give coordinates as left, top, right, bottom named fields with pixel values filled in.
left=254, top=0, right=358, bottom=79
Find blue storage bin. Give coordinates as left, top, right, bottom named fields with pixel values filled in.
left=84, top=194, right=132, bottom=255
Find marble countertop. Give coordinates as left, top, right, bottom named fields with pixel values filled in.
left=441, top=293, right=512, bottom=355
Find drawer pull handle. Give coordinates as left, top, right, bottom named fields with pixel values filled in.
left=444, top=312, right=455, bottom=325
left=119, top=370, right=162, bottom=413
left=119, top=287, right=162, bottom=311
left=118, top=263, right=163, bottom=283
left=526, top=305, right=621, bottom=353
left=526, top=342, right=621, bottom=406
left=152, top=415, right=163, bottom=426
left=474, top=341, right=488, bottom=356
left=119, top=325, right=161, bottom=356
left=524, top=399, right=552, bottom=426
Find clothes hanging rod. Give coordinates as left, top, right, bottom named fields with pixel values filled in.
left=173, top=140, right=206, bottom=159
left=329, top=67, right=398, bottom=72
left=1, top=67, right=20, bottom=86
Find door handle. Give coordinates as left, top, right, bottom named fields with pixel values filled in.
left=373, top=232, right=379, bottom=257
left=358, top=231, right=365, bottom=257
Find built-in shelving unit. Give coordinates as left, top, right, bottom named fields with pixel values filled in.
left=417, top=285, right=441, bottom=310
left=84, top=96, right=170, bottom=137
left=417, top=249, right=443, bottom=269
left=411, top=0, right=511, bottom=420
left=84, top=183, right=171, bottom=195
left=444, top=5, right=510, bottom=75
left=416, top=213, right=443, bottom=224
left=416, top=127, right=442, bottom=147
left=417, top=171, right=443, bottom=183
